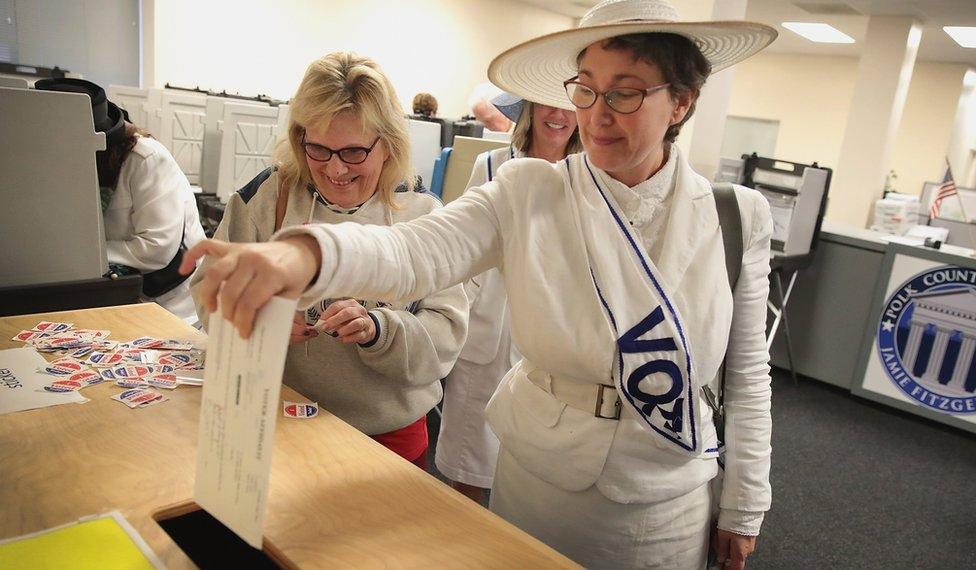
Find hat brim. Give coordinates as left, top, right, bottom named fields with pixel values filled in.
left=488, top=20, right=777, bottom=111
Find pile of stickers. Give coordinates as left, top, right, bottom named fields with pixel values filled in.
left=12, top=321, right=205, bottom=410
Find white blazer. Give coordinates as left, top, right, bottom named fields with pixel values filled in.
left=279, top=146, right=773, bottom=529
left=104, top=137, right=206, bottom=324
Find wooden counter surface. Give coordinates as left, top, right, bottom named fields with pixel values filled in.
left=0, top=304, right=576, bottom=569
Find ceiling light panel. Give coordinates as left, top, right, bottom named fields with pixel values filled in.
left=783, top=22, right=856, bottom=43
left=944, top=27, right=976, bottom=49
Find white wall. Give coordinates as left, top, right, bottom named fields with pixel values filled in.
left=891, top=62, right=970, bottom=196
left=727, top=51, right=968, bottom=223
left=146, top=0, right=575, bottom=118
left=947, top=70, right=976, bottom=190
left=727, top=52, right=859, bottom=178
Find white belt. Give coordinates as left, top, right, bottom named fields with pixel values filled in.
left=526, top=367, right=622, bottom=420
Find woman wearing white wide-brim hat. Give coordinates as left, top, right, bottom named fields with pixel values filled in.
left=184, top=0, right=778, bottom=567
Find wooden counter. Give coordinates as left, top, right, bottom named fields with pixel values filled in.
left=0, top=303, right=576, bottom=568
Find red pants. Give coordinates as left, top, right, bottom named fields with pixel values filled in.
left=370, top=415, right=428, bottom=470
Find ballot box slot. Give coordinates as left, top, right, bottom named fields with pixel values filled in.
left=152, top=501, right=294, bottom=569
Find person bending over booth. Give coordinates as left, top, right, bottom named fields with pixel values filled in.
left=35, top=78, right=206, bottom=326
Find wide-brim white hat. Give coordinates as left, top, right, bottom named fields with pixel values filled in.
left=488, top=0, right=777, bottom=111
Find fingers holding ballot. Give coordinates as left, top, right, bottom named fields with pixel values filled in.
left=179, top=236, right=322, bottom=338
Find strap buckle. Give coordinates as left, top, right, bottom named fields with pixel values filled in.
left=595, top=384, right=621, bottom=420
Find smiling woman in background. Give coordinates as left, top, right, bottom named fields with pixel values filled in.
left=190, top=52, right=468, bottom=468
left=436, top=92, right=581, bottom=503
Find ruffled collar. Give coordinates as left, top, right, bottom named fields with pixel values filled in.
left=595, top=146, right=677, bottom=228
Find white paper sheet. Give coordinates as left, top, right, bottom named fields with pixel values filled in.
left=768, top=201, right=794, bottom=244
left=193, top=296, right=297, bottom=549
left=0, top=347, right=87, bottom=415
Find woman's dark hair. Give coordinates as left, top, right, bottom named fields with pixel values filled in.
left=578, top=33, right=711, bottom=143
left=97, top=123, right=150, bottom=189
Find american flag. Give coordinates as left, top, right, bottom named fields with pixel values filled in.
left=929, top=163, right=957, bottom=219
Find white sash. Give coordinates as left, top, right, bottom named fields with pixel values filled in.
left=566, top=155, right=707, bottom=457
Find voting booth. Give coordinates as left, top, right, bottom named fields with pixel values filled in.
left=0, top=87, right=142, bottom=314
left=741, top=155, right=831, bottom=258
left=276, top=103, right=291, bottom=140
left=719, top=153, right=832, bottom=382
left=201, top=97, right=268, bottom=195
left=202, top=97, right=245, bottom=194
left=408, top=118, right=442, bottom=189
left=107, top=85, right=163, bottom=134
left=215, top=102, right=280, bottom=203
left=439, top=136, right=509, bottom=204
left=157, top=90, right=208, bottom=186
left=483, top=130, right=512, bottom=143
left=0, top=87, right=108, bottom=286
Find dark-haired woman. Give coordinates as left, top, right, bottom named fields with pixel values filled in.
left=102, top=125, right=206, bottom=325
left=35, top=78, right=205, bottom=325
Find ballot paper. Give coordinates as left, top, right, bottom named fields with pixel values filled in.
left=0, top=347, right=87, bottom=415
left=193, top=296, right=297, bottom=549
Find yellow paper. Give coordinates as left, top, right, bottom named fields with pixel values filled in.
left=0, top=516, right=154, bottom=570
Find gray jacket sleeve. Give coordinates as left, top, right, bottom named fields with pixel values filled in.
left=356, top=194, right=469, bottom=386
left=357, top=281, right=469, bottom=386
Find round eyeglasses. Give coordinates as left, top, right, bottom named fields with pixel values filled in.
left=302, top=132, right=380, bottom=164
left=563, top=77, right=671, bottom=115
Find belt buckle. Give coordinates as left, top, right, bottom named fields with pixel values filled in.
left=595, top=383, right=621, bottom=420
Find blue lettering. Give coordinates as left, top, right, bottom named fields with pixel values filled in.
left=618, top=306, right=684, bottom=434
left=618, top=306, right=678, bottom=354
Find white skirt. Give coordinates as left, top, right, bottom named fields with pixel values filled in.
left=435, top=353, right=510, bottom=487
left=490, top=448, right=711, bottom=569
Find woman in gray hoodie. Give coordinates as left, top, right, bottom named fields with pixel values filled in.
left=190, top=52, right=467, bottom=468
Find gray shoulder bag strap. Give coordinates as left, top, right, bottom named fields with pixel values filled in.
left=714, top=182, right=743, bottom=291
left=703, top=182, right=743, bottom=444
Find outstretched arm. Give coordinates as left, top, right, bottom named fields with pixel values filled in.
left=181, top=184, right=504, bottom=338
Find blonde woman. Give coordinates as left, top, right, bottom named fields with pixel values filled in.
left=436, top=94, right=580, bottom=502
left=190, top=52, right=468, bottom=467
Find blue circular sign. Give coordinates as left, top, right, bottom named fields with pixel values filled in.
left=876, top=265, right=976, bottom=415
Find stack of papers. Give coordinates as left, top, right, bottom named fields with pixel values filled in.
left=0, top=347, right=87, bottom=415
